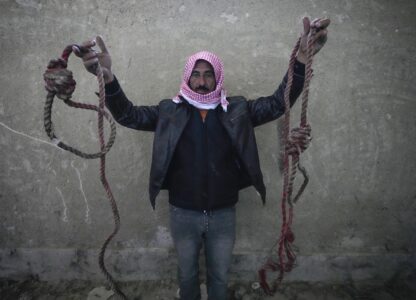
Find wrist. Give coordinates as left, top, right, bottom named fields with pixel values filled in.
left=104, top=72, right=114, bottom=84
left=296, top=52, right=307, bottom=64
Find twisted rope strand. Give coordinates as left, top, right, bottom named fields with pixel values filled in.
left=43, top=46, right=127, bottom=300
left=96, top=64, right=128, bottom=300
left=258, top=27, right=316, bottom=295
left=44, top=94, right=117, bottom=158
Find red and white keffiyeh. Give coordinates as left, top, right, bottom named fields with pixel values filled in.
left=173, top=51, right=229, bottom=112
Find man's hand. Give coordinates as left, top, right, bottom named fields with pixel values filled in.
left=296, top=17, right=330, bottom=64
left=72, top=35, right=114, bottom=84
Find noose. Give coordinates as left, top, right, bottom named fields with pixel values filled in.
left=258, top=27, right=316, bottom=295
left=43, top=45, right=128, bottom=300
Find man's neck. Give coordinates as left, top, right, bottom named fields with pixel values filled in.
left=199, top=109, right=208, bottom=122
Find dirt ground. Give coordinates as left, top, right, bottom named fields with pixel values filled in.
left=1, top=276, right=415, bottom=300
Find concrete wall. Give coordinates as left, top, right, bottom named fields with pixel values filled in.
left=1, top=0, right=415, bottom=283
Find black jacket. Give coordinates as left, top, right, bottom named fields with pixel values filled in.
left=105, top=62, right=305, bottom=209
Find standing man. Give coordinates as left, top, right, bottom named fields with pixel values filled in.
left=74, top=17, right=329, bottom=300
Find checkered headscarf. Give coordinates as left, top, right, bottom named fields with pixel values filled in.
left=173, top=51, right=228, bottom=111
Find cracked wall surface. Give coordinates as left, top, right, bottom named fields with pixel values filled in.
left=1, top=0, right=415, bottom=282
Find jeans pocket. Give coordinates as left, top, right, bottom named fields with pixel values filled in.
left=169, top=204, right=192, bottom=223
left=169, top=204, right=179, bottom=212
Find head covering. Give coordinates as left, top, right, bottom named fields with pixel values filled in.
left=173, top=51, right=228, bottom=111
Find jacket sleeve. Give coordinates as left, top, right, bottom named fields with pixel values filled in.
left=104, top=76, right=159, bottom=132
left=247, top=60, right=305, bottom=127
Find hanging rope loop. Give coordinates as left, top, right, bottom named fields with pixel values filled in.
left=43, top=44, right=127, bottom=300
left=258, top=24, right=317, bottom=295
left=43, top=45, right=117, bottom=159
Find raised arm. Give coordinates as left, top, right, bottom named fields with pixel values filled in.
left=73, top=35, right=159, bottom=131
left=104, top=76, right=159, bottom=131
left=247, top=60, right=305, bottom=127
left=248, top=16, right=330, bottom=127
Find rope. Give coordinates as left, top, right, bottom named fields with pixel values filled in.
left=258, top=28, right=315, bottom=296
left=43, top=45, right=128, bottom=300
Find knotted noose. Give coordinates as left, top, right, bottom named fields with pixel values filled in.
left=257, top=28, right=316, bottom=296
left=43, top=45, right=128, bottom=300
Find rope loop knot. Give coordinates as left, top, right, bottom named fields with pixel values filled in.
left=286, top=124, right=312, bottom=156
left=43, top=58, right=76, bottom=101
left=43, top=44, right=126, bottom=298
left=42, top=45, right=117, bottom=159
left=258, top=29, right=316, bottom=295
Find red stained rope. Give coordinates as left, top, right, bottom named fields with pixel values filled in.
left=43, top=45, right=127, bottom=299
left=258, top=29, right=315, bottom=295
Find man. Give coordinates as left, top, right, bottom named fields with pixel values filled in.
left=75, top=17, right=329, bottom=300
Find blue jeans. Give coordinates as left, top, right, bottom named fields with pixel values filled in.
left=169, top=204, right=236, bottom=300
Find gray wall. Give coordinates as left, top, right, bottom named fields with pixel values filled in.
left=1, top=0, right=415, bottom=283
